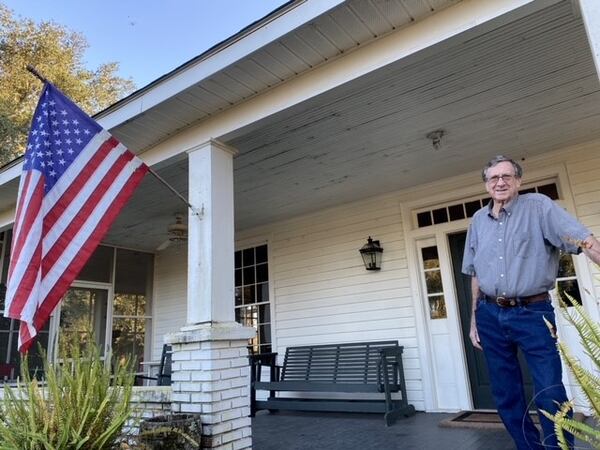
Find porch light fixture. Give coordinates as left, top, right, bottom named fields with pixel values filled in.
left=360, top=237, right=383, bottom=271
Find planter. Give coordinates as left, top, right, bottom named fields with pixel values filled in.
left=139, top=414, right=202, bottom=449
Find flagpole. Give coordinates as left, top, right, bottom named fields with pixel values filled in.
left=26, top=65, right=48, bottom=83
left=147, top=167, right=203, bottom=216
left=25, top=65, right=203, bottom=218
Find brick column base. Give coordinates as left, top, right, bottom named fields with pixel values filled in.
left=166, top=322, right=256, bottom=450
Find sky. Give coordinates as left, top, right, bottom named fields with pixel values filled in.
left=2, top=0, right=289, bottom=88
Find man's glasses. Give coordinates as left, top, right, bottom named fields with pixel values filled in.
left=486, top=174, right=516, bottom=184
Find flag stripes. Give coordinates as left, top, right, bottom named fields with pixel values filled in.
left=4, top=82, right=149, bottom=352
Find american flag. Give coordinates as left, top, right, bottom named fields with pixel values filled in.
left=5, top=82, right=148, bottom=353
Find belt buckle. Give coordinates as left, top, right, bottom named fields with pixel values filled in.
left=495, top=296, right=506, bottom=307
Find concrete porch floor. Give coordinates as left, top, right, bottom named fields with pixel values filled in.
left=252, top=410, right=594, bottom=450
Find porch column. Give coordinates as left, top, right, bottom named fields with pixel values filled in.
left=579, top=0, right=600, bottom=82
left=187, top=139, right=236, bottom=324
left=166, top=139, right=255, bottom=450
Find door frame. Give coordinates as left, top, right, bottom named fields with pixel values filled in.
left=400, top=162, right=599, bottom=411
left=48, top=280, right=114, bottom=365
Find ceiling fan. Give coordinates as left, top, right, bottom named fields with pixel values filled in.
left=156, top=213, right=188, bottom=251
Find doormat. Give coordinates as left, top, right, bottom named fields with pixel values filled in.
left=439, top=411, right=539, bottom=430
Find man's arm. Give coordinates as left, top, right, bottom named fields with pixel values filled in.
left=470, top=276, right=482, bottom=351
left=582, top=235, right=600, bottom=266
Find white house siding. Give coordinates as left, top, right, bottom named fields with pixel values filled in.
left=151, top=245, right=187, bottom=360
left=235, top=194, right=425, bottom=411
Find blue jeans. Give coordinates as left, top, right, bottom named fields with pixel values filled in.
left=475, top=298, right=573, bottom=450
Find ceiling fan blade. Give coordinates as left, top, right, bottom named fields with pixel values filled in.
left=156, top=239, right=171, bottom=251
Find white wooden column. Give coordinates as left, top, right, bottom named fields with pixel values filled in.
left=168, top=139, right=255, bottom=450
left=578, top=0, right=600, bottom=83
left=187, top=139, right=236, bottom=324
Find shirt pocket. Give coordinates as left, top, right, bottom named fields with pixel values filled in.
left=513, top=232, right=530, bottom=258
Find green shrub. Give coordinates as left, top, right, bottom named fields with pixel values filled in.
left=542, top=296, right=600, bottom=449
left=0, top=337, right=135, bottom=449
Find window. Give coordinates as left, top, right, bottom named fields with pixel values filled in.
left=112, top=249, right=153, bottom=370
left=234, top=244, right=271, bottom=354
left=0, top=236, right=154, bottom=379
left=420, top=246, right=447, bottom=319
left=414, top=182, right=560, bottom=229
left=556, top=252, right=582, bottom=307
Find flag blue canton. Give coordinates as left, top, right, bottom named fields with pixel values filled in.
left=23, top=84, right=102, bottom=193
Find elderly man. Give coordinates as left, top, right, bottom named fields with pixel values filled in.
left=462, top=155, right=600, bottom=450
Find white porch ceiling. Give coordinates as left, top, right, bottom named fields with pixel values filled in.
left=104, top=1, right=600, bottom=252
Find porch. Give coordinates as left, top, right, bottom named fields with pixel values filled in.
left=252, top=410, right=594, bottom=450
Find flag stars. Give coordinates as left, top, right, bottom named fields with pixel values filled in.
left=53, top=130, right=60, bottom=136
left=73, top=129, right=80, bottom=135
left=49, top=100, right=55, bottom=107
left=67, top=148, right=74, bottom=154
left=45, top=151, right=52, bottom=157
left=49, top=170, right=56, bottom=177
left=52, top=120, right=58, bottom=127
left=83, top=129, right=90, bottom=135
left=47, top=160, right=54, bottom=167
left=75, top=138, right=83, bottom=144
left=49, top=110, right=56, bottom=116
left=44, top=141, right=50, bottom=147
left=56, top=149, right=64, bottom=156
left=60, top=109, right=68, bottom=116
left=63, top=129, right=71, bottom=136
left=62, top=119, right=69, bottom=126
left=58, top=159, right=66, bottom=165
left=72, top=119, right=79, bottom=126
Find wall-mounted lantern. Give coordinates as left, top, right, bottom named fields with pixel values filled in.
left=359, top=237, right=383, bottom=271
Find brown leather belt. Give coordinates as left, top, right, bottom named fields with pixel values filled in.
left=479, top=291, right=549, bottom=307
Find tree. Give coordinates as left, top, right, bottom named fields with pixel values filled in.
left=0, top=4, right=135, bottom=165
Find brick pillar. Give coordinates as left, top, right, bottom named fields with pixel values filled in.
left=167, top=322, right=255, bottom=450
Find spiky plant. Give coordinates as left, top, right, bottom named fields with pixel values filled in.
left=542, top=294, right=600, bottom=449
left=0, top=336, right=135, bottom=449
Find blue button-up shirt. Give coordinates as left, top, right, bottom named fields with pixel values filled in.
left=462, top=193, right=590, bottom=297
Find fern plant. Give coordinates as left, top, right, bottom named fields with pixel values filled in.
left=542, top=296, right=600, bottom=449
left=0, top=336, right=135, bottom=449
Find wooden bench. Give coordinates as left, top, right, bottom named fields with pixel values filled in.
left=249, top=341, right=415, bottom=426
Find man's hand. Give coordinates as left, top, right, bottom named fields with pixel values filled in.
left=581, top=235, right=600, bottom=266
left=470, top=317, right=482, bottom=350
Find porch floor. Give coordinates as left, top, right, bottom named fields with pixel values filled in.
left=252, top=410, right=593, bottom=450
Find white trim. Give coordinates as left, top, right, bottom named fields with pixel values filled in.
left=95, top=0, right=344, bottom=130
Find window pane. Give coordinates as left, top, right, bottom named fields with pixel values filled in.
left=259, top=304, right=270, bottom=324
left=235, top=251, right=242, bottom=269
left=465, top=200, right=481, bottom=218
left=432, top=208, right=448, bottom=224
left=77, top=245, right=113, bottom=283
left=243, top=248, right=254, bottom=266
left=115, top=294, right=147, bottom=316
left=235, top=269, right=242, bottom=287
left=557, top=280, right=582, bottom=307
left=243, top=286, right=255, bottom=304
left=429, top=295, right=447, bottom=319
left=112, top=318, right=145, bottom=366
left=421, top=246, right=439, bottom=269
left=235, top=287, right=242, bottom=306
left=448, top=204, right=465, bottom=221
left=256, top=283, right=269, bottom=303
left=115, top=249, right=153, bottom=296
left=557, top=253, right=576, bottom=278
left=259, top=324, right=271, bottom=344
left=538, top=183, right=559, bottom=200
left=243, top=266, right=255, bottom=285
left=417, top=211, right=432, bottom=228
left=256, top=245, right=268, bottom=264
left=256, top=263, right=268, bottom=283
left=425, top=270, right=443, bottom=293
